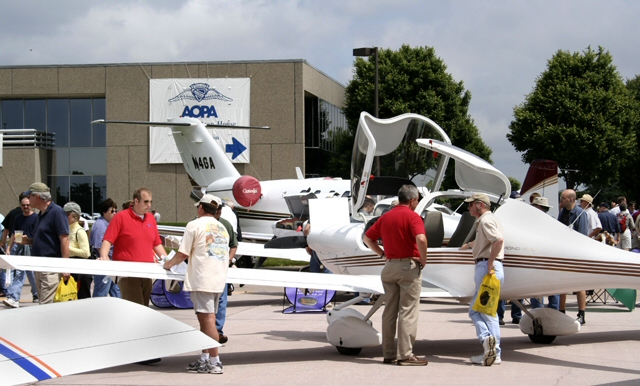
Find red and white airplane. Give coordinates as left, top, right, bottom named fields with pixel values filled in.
left=2, top=112, right=638, bottom=383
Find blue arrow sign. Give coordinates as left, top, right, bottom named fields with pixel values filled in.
left=225, top=137, right=247, bottom=160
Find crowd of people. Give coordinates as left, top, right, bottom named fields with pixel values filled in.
left=0, top=182, right=238, bottom=374
left=1, top=181, right=637, bottom=372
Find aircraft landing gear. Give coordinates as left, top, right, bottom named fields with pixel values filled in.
left=336, top=346, right=362, bottom=356
left=528, top=334, right=556, bottom=344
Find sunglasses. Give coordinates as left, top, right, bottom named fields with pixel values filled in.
left=21, top=204, right=30, bottom=208
left=110, top=209, right=117, bottom=213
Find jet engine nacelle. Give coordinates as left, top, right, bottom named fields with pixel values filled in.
left=232, top=175, right=262, bottom=207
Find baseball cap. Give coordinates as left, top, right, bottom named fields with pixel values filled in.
left=195, top=194, right=222, bottom=207
left=599, top=202, right=610, bottom=209
left=26, top=182, right=50, bottom=194
left=464, top=193, right=491, bottom=206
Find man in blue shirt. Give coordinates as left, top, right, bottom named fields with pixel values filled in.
left=558, top=189, right=588, bottom=324
left=25, top=182, right=70, bottom=304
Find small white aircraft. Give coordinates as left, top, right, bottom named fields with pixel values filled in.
left=2, top=112, right=638, bottom=383
left=92, top=118, right=350, bottom=238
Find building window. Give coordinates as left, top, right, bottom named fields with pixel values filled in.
left=0, top=98, right=106, bottom=214
left=304, top=93, right=348, bottom=177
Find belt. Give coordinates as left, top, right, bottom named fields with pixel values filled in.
left=474, top=258, right=503, bottom=264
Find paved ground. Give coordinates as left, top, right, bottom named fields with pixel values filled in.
left=4, top=283, right=640, bottom=386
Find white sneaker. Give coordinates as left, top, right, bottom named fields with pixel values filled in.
left=209, top=361, right=223, bottom=374
left=482, top=336, right=496, bottom=366
left=3, top=298, right=19, bottom=308
left=471, top=353, right=501, bottom=366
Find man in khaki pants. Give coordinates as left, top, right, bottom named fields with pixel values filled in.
left=363, top=185, right=428, bottom=366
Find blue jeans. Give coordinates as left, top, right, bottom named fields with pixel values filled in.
left=216, top=284, right=228, bottom=334
left=497, top=299, right=523, bottom=320
left=469, top=260, right=504, bottom=357
left=93, top=275, right=121, bottom=298
left=4, top=244, right=33, bottom=301
left=530, top=295, right=560, bottom=310
left=309, top=251, right=331, bottom=273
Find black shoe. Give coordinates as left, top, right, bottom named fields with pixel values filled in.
left=383, top=358, right=397, bottom=364
left=499, top=318, right=505, bottom=326
left=577, top=314, right=585, bottom=325
left=218, top=334, right=228, bottom=344
left=137, top=358, right=161, bottom=365
left=512, top=318, right=520, bottom=325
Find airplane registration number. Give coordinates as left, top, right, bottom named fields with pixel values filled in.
left=192, top=156, right=216, bottom=170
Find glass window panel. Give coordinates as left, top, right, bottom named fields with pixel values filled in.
left=49, top=176, right=69, bottom=207
left=25, top=99, right=46, bottom=131
left=93, top=175, right=107, bottom=214
left=55, top=147, right=70, bottom=175
left=70, top=175, right=93, bottom=215
left=70, top=99, right=92, bottom=147
left=2, top=100, right=24, bottom=130
left=92, top=99, right=106, bottom=147
left=69, top=147, right=106, bottom=175
left=47, top=99, right=69, bottom=147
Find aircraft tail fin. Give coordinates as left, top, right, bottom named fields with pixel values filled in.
left=520, top=159, right=559, bottom=218
left=169, top=118, right=241, bottom=187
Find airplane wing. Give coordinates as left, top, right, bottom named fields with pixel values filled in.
left=0, top=297, right=218, bottom=386
left=0, top=256, right=452, bottom=297
left=237, top=242, right=310, bottom=262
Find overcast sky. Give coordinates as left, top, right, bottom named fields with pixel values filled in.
left=1, top=0, right=638, bottom=185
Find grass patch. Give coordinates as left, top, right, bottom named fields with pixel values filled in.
left=159, top=222, right=188, bottom=227
left=261, top=258, right=308, bottom=267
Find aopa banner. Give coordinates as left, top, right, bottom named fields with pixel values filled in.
left=149, top=78, right=251, bottom=164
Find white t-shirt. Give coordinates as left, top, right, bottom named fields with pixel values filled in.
left=179, top=216, right=230, bottom=293
left=585, top=207, right=602, bottom=235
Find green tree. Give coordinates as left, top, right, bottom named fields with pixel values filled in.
left=507, top=47, right=637, bottom=190
left=334, top=45, right=492, bottom=188
left=508, top=177, right=521, bottom=192
left=623, top=75, right=640, bottom=203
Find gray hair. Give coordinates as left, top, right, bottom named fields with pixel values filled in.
left=34, top=191, right=52, bottom=201
left=397, top=185, right=419, bottom=204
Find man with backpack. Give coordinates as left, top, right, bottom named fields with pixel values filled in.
left=616, top=203, right=635, bottom=251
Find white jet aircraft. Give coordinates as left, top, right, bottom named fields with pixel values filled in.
left=92, top=118, right=350, bottom=239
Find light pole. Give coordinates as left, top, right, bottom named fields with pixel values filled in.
left=353, top=47, right=378, bottom=118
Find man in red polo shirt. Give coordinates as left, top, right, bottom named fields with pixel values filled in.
left=363, top=184, right=428, bottom=366
left=99, top=188, right=166, bottom=306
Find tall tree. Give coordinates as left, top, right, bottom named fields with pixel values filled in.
left=507, top=47, right=637, bottom=190
left=330, top=45, right=492, bottom=189
left=623, top=75, right=640, bottom=203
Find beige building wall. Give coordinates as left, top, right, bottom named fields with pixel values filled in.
left=0, top=60, right=345, bottom=222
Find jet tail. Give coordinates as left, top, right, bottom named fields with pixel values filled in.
left=168, top=117, right=241, bottom=187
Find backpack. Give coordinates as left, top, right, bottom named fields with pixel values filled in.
left=618, top=213, right=628, bottom=233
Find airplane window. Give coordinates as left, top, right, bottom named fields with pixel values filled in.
left=314, top=190, right=321, bottom=194
left=342, top=191, right=350, bottom=197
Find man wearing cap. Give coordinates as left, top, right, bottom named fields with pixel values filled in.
left=24, top=182, right=70, bottom=304
left=579, top=194, right=602, bottom=238
left=460, top=192, right=504, bottom=366
left=558, top=189, right=588, bottom=324
left=100, top=188, right=166, bottom=307
left=531, top=196, right=552, bottom=214
left=164, top=194, right=230, bottom=374
left=363, top=184, right=428, bottom=366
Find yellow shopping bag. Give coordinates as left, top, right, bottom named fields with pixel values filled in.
left=471, top=273, right=500, bottom=316
left=54, top=277, right=78, bottom=302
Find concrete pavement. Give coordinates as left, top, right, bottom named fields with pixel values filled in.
left=4, top=284, right=640, bottom=386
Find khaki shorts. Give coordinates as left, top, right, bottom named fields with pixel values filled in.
left=190, top=291, right=222, bottom=314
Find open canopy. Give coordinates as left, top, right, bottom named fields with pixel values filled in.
left=417, top=139, right=511, bottom=201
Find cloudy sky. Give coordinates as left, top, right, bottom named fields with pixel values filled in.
left=1, top=0, right=638, bottom=184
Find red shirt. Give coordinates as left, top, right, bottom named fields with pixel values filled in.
left=365, top=205, right=425, bottom=258
left=103, top=208, right=162, bottom=263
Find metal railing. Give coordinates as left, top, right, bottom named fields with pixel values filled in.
left=0, top=129, right=55, bottom=148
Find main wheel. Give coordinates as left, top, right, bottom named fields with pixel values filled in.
left=336, top=346, right=362, bottom=356
left=235, top=255, right=253, bottom=268
left=528, top=334, right=556, bottom=344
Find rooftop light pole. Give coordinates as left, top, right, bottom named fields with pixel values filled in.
left=352, top=47, right=378, bottom=118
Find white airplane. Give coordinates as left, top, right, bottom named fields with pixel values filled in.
left=2, top=112, right=638, bottom=382
left=92, top=118, right=350, bottom=238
